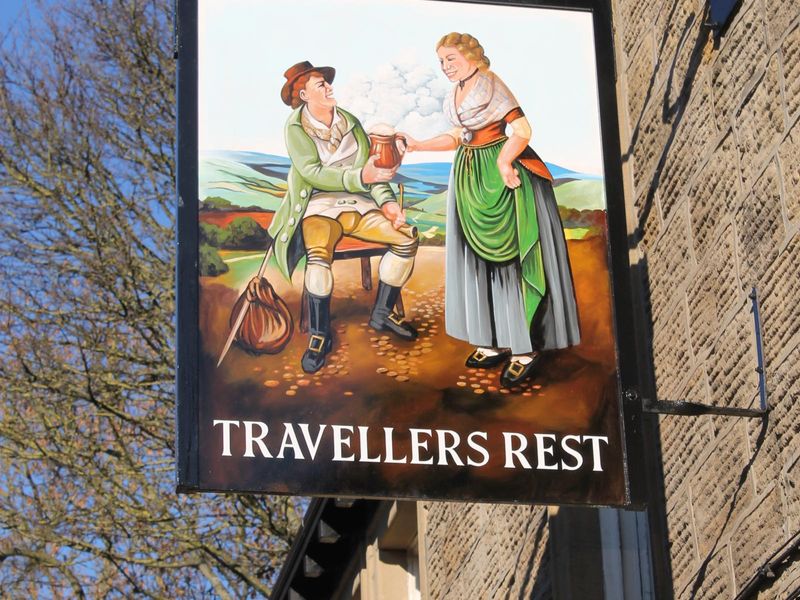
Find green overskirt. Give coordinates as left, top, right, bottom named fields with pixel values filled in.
left=453, top=141, right=546, bottom=326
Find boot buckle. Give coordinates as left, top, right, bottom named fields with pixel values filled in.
left=308, top=334, right=326, bottom=353
left=388, top=313, right=404, bottom=325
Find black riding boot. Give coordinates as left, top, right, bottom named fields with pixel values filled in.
left=368, top=281, right=417, bottom=341
left=301, top=292, right=333, bottom=374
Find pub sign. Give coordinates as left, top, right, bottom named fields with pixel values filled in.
left=177, top=0, right=644, bottom=506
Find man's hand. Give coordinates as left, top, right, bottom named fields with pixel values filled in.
left=381, top=201, right=406, bottom=230
left=362, top=154, right=398, bottom=184
left=497, top=159, right=521, bottom=189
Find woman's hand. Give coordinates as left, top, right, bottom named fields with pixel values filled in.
left=381, top=201, right=406, bottom=229
left=497, top=159, right=521, bottom=189
left=362, top=155, right=398, bottom=184
left=397, top=133, right=419, bottom=152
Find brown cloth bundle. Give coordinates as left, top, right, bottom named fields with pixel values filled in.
left=229, top=276, right=293, bottom=354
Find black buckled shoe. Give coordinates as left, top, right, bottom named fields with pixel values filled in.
left=369, top=281, right=418, bottom=341
left=465, top=348, right=512, bottom=368
left=301, top=292, right=333, bottom=374
left=500, top=352, right=542, bottom=388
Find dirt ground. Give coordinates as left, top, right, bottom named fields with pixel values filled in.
left=197, top=236, right=626, bottom=504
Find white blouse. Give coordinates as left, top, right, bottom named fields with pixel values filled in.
left=443, top=71, right=520, bottom=143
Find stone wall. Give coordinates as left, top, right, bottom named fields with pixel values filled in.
left=614, top=0, right=800, bottom=596
left=422, top=503, right=552, bottom=599
left=421, top=1, right=799, bottom=597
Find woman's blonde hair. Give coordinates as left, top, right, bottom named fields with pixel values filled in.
left=436, top=32, right=490, bottom=71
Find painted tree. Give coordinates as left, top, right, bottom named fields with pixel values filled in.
left=0, top=0, right=302, bottom=595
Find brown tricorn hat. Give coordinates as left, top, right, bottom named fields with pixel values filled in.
left=280, top=61, right=336, bottom=106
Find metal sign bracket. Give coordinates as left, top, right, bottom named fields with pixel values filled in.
left=634, top=288, right=769, bottom=419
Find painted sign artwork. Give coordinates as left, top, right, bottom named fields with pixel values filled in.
left=189, top=0, right=628, bottom=504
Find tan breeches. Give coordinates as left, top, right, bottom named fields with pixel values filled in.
left=302, top=210, right=418, bottom=295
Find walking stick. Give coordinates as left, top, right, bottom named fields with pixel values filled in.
left=216, top=239, right=275, bottom=367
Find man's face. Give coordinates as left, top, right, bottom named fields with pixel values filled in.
left=299, top=74, right=336, bottom=109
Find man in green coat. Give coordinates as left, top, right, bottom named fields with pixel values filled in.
left=269, top=61, right=418, bottom=374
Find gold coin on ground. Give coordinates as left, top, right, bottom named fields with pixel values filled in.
left=396, top=375, right=409, bottom=382
left=376, top=367, right=388, bottom=373
left=264, top=380, right=280, bottom=387
left=387, top=371, right=398, bottom=377
left=285, top=390, right=296, bottom=396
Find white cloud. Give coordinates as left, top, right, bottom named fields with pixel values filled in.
left=337, top=59, right=451, bottom=140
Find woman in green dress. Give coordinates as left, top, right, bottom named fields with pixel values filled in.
left=403, top=32, right=580, bottom=388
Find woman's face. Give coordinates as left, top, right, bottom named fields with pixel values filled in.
left=437, top=46, right=474, bottom=82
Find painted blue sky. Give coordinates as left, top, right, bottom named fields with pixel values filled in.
left=199, top=0, right=605, bottom=175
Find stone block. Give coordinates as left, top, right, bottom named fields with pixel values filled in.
left=689, top=129, right=742, bottom=259
left=690, top=420, right=752, bottom=556
left=620, top=0, right=664, bottom=58
left=648, top=202, right=694, bottom=325
left=677, top=546, right=734, bottom=600
left=630, top=100, right=672, bottom=201
left=782, top=23, right=800, bottom=121
left=686, top=222, right=741, bottom=357
left=626, top=32, right=656, bottom=123
left=660, top=369, right=712, bottom=496
left=658, top=80, right=716, bottom=220
left=735, top=160, right=786, bottom=289
left=711, top=6, right=768, bottom=128
left=736, top=54, right=785, bottom=187
left=706, top=304, right=761, bottom=410
left=664, top=484, right=699, bottom=587
left=759, top=236, right=800, bottom=367
left=730, top=484, right=784, bottom=591
left=784, top=450, right=800, bottom=537
left=655, top=0, right=710, bottom=101
left=763, top=0, right=800, bottom=47
left=651, top=291, right=693, bottom=399
left=637, top=189, right=663, bottom=252
left=777, top=123, right=800, bottom=223
left=424, top=503, right=552, bottom=599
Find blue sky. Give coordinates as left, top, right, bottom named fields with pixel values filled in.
left=0, top=0, right=28, bottom=31
left=199, top=0, right=605, bottom=174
